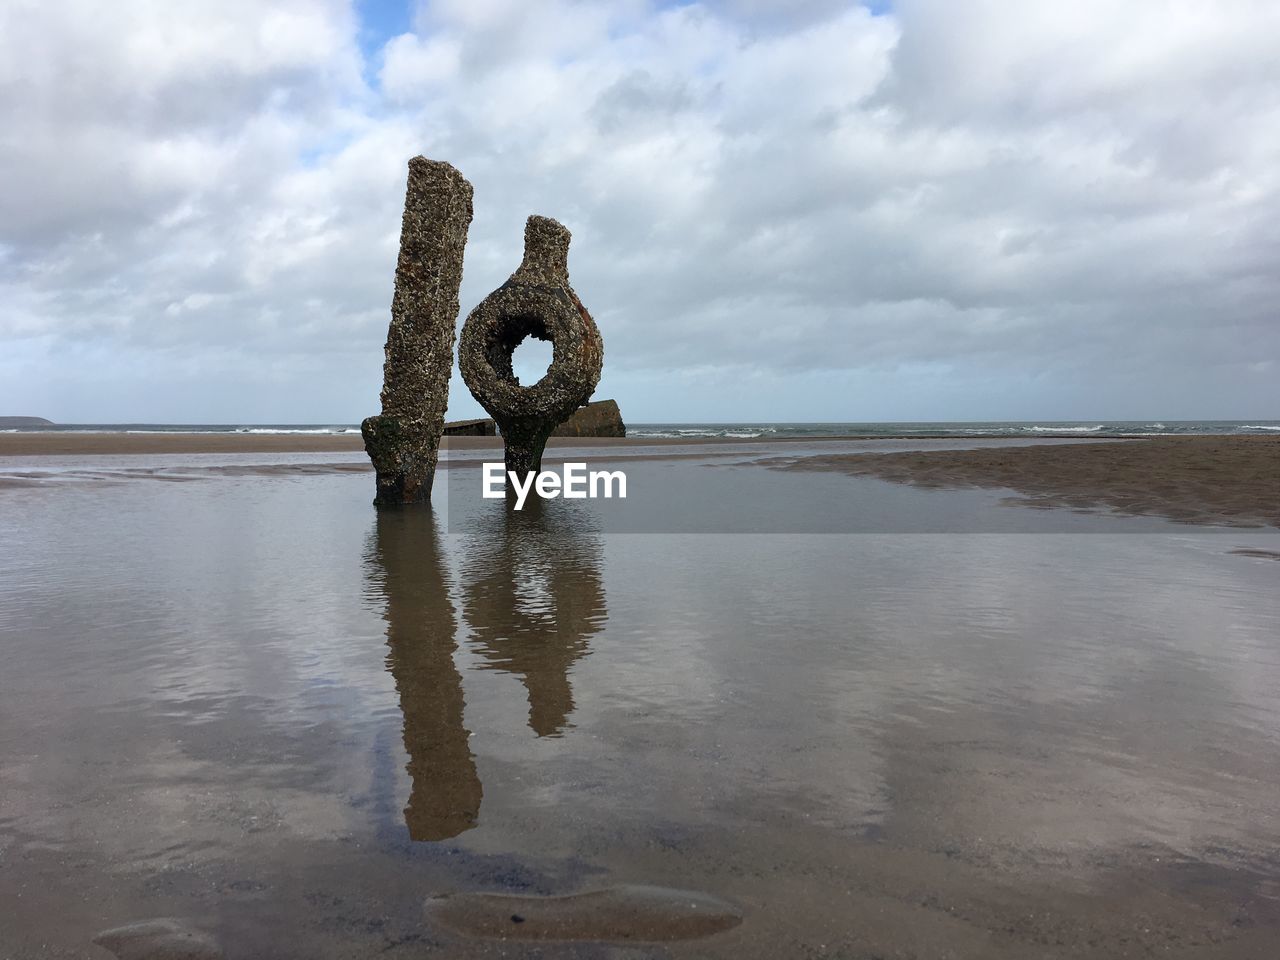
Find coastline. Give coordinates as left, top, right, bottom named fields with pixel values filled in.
left=0, top=430, right=1133, bottom=457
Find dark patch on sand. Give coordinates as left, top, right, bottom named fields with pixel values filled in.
left=423, top=885, right=743, bottom=942
left=93, top=919, right=223, bottom=959
left=761, top=436, right=1280, bottom=529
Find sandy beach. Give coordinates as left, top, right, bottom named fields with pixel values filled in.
left=4, top=431, right=1276, bottom=530
left=2, top=432, right=1279, bottom=957
left=761, top=435, right=1280, bottom=529
left=9, top=0, right=1280, bottom=953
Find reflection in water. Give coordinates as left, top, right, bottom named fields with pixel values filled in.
left=366, top=509, right=481, bottom=841
left=459, top=500, right=607, bottom=738
left=7, top=463, right=1280, bottom=954
left=365, top=501, right=607, bottom=842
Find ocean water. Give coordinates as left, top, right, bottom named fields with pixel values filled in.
left=1, top=446, right=1279, bottom=957
left=3, top=419, right=1279, bottom=438
left=625, top=420, right=1280, bottom=439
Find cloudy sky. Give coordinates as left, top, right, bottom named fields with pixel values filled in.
left=1, top=0, right=1276, bottom=424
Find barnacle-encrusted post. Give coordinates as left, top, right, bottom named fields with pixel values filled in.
left=362, top=157, right=474, bottom=505
left=458, top=216, right=603, bottom=482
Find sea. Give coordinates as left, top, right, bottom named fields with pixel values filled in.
left=3, top=419, right=1279, bottom=438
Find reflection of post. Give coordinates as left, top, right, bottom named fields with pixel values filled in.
left=460, top=501, right=606, bottom=737
left=367, top=510, right=481, bottom=841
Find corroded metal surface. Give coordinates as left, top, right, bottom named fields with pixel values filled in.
left=362, top=157, right=473, bottom=505
left=458, top=216, right=603, bottom=480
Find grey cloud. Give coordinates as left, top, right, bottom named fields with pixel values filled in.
left=590, top=71, right=696, bottom=134
left=1, top=0, right=1276, bottom=422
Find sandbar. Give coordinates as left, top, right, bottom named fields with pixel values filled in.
left=762, top=435, right=1280, bottom=529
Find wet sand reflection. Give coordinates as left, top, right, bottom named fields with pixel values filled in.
left=367, top=501, right=607, bottom=842
left=367, top=509, right=481, bottom=841
left=458, top=500, right=607, bottom=738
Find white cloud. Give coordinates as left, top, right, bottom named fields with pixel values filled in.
left=0, top=0, right=1276, bottom=422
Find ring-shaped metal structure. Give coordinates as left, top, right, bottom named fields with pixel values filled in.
left=459, top=216, right=603, bottom=479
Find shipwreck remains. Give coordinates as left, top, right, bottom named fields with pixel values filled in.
left=443, top=417, right=496, bottom=436
left=439, top=400, right=624, bottom=440
left=459, top=216, right=603, bottom=480
left=362, top=157, right=474, bottom=505
left=552, top=399, right=625, bottom=438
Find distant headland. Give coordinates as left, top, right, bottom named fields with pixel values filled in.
left=0, top=417, right=53, bottom=427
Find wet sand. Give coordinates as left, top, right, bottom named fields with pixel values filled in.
left=763, top=435, right=1280, bottom=529
left=2, top=439, right=1280, bottom=956
left=0, top=431, right=364, bottom=456
left=422, top=885, right=743, bottom=941
left=4, top=432, right=1277, bottom=532
left=7, top=431, right=1271, bottom=527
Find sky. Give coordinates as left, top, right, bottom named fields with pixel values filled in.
left=0, top=0, right=1276, bottom=424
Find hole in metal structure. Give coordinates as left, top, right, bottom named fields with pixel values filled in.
left=458, top=214, right=602, bottom=478
left=510, top=335, right=554, bottom=388
left=484, top=314, right=548, bottom=385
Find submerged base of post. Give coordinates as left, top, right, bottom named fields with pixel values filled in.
left=362, top=414, right=438, bottom=505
